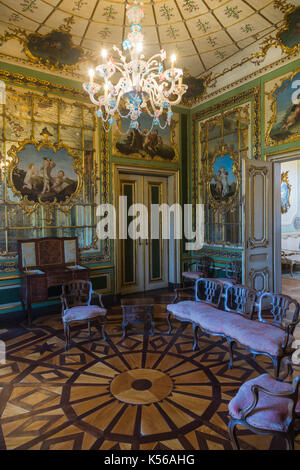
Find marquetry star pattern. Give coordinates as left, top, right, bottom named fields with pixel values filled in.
left=0, top=0, right=294, bottom=78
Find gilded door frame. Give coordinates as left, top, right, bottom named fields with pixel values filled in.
left=112, top=163, right=180, bottom=294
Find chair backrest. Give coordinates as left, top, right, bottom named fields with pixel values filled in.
left=257, top=292, right=300, bottom=333
left=224, top=284, right=257, bottom=319
left=195, top=278, right=223, bottom=308
left=61, top=280, right=92, bottom=309
left=225, top=261, right=242, bottom=283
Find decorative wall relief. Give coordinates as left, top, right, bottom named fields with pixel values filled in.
left=112, top=113, right=179, bottom=162
left=281, top=171, right=291, bottom=214
left=265, top=69, right=300, bottom=147
left=7, top=139, right=82, bottom=217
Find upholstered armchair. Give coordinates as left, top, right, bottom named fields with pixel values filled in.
left=61, top=280, right=107, bottom=350
left=217, top=261, right=242, bottom=287
left=228, top=374, right=300, bottom=450
left=182, top=256, right=214, bottom=284
left=255, top=292, right=300, bottom=377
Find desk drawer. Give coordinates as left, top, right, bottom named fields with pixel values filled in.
left=47, top=272, right=72, bottom=286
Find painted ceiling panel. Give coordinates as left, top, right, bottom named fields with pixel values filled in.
left=0, top=0, right=298, bottom=80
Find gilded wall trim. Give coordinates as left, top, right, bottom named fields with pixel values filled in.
left=0, top=69, right=86, bottom=100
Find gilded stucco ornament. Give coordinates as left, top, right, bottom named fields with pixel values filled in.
left=0, top=21, right=94, bottom=72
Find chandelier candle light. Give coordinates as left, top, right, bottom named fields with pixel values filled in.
left=83, top=1, right=188, bottom=135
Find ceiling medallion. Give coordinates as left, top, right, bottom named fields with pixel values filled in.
left=83, top=1, right=188, bottom=134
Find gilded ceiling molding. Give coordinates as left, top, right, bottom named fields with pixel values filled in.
left=196, top=49, right=300, bottom=106
left=251, top=4, right=300, bottom=66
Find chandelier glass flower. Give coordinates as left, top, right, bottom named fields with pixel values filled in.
left=83, top=2, right=188, bottom=134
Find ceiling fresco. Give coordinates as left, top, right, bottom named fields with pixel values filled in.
left=0, top=0, right=299, bottom=102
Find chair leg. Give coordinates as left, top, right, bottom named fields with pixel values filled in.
left=273, top=356, right=282, bottom=379
left=102, top=317, right=107, bottom=341
left=193, top=323, right=199, bottom=351
left=228, top=419, right=240, bottom=450
left=167, top=312, right=173, bottom=335
left=64, top=323, right=70, bottom=351
left=227, top=338, right=236, bottom=369
left=88, top=320, right=92, bottom=340
left=96, top=317, right=107, bottom=341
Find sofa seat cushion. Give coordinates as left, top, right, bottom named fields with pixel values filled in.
left=217, top=278, right=237, bottom=286
left=167, top=301, right=219, bottom=321
left=182, top=271, right=204, bottom=281
left=222, top=317, right=293, bottom=356
left=63, top=305, right=107, bottom=323
left=229, top=374, right=300, bottom=432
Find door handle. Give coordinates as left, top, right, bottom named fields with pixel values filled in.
left=138, top=237, right=142, bottom=246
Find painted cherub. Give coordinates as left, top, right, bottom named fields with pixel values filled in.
left=41, top=157, right=56, bottom=194
left=23, top=163, right=39, bottom=190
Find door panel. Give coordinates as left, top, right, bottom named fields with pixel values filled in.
left=144, top=177, right=169, bottom=291
left=243, top=159, right=273, bottom=293
left=119, top=175, right=144, bottom=294
left=118, top=173, right=169, bottom=294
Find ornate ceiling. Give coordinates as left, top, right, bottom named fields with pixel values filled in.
left=0, top=0, right=298, bottom=98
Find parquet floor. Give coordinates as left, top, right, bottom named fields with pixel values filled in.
left=0, top=291, right=299, bottom=451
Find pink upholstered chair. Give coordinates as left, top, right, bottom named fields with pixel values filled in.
left=228, top=374, right=300, bottom=450
left=61, top=280, right=107, bottom=350
left=182, top=257, right=213, bottom=284
left=217, top=261, right=242, bottom=287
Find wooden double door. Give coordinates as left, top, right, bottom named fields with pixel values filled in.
left=117, top=174, right=169, bottom=294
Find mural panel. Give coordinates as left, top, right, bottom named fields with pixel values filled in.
left=112, top=113, right=180, bottom=162
left=265, top=69, right=300, bottom=147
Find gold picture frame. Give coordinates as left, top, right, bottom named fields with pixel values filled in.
left=207, top=145, right=240, bottom=213
left=7, top=138, right=83, bottom=217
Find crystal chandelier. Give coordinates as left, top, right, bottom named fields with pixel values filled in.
left=83, top=1, right=188, bottom=134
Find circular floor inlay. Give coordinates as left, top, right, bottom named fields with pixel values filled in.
left=132, top=379, right=152, bottom=391
left=110, top=368, right=173, bottom=405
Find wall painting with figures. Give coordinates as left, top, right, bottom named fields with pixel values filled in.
left=8, top=140, right=82, bottom=216
left=265, top=68, right=300, bottom=147
left=112, top=112, right=179, bottom=163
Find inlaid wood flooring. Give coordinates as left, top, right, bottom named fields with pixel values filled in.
left=0, top=292, right=299, bottom=451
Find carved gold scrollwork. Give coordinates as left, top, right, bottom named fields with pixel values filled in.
left=251, top=4, right=300, bottom=65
